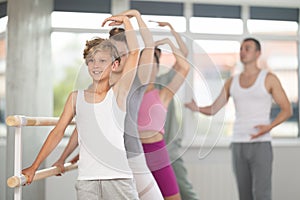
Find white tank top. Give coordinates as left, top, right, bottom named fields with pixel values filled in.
left=230, top=70, right=272, bottom=142
left=76, top=89, right=132, bottom=180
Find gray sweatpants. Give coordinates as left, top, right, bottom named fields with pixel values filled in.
left=231, top=142, right=273, bottom=200
left=75, top=179, right=139, bottom=200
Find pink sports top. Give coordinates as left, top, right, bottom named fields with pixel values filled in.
left=138, top=89, right=167, bottom=134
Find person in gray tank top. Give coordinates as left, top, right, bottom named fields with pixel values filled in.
left=185, top=38, right=292, bottom=200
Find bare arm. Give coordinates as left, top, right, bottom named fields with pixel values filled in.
left=22, top=92, right=77, bottom=184
left=151, top=21, right=188, bottom=57
left=52, top=128, right=79, bottom=173
left=155, top=38, right=190, bottom=107
left=185, top=78, right=232, bottom=115
left=102, top=15, right=140, bottom=108
left=117, top=9, right=154, bottom=84
left=251, top=73, right=292, bottom=139
left=155, top=22, right=188, bottom=86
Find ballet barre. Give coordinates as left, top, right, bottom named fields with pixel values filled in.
left=7, top=162, right=78, bottom=188
left=6, top=115, right=76, bottom=126
left=6, top=115, right=76, bottom=200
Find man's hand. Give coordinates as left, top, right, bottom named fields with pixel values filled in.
left=250, top=124, right=272, bottom=139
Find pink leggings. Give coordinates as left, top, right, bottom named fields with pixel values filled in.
left=142, top=140, right=179, bottom=197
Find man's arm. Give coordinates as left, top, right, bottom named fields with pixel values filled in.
left=251, top=73, right=292, bottom=139
left=185, top=78, right=232, bottom=115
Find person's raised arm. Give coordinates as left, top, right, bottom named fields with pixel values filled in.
left=22, top=91, right=77, bottom=184
left=155, top=38, right=190, bottom=107
left=151, top=21, right=188, bottom=57
left=251, top=73, right=292, bottom=139
left=52, top=128, right=79, bottom=174
left=119, top=10, right=154, bottom=48
left=102, top=15, right=140, bottom=99
left=185, top=78, right=232, bottom=115
left=118, top=9, right=155, bottom=85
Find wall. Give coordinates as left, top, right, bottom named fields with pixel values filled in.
left=0, top=138, right=6, bottom=200
left=1, top=139, right=300, bottom=200
left=44, top=139, right=78, bottom=200
left=5, top=0, right=53, bottom=199
left=40, top=140, right=300, bottom=200
left=183, top=141, right=300, bottom=200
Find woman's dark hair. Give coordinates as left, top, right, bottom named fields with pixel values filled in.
left=154, top=51, right=160, bottom=65
left=154, top=47, right=161, bottom=65
left=109, top=27, right=126, bottom=43
left=138, top=47, right=160, bottom=68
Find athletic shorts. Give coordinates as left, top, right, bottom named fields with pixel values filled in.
left=142, top=140, right=179, bottom=197
left=75, top=179, right=139, bottom=200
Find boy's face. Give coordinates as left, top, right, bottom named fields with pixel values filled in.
left=87, top=50, right=113, bottom=81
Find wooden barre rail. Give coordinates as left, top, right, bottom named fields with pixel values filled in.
left=7, top=162, right=78, bottom=188
left=6, top=115, right=76, bottom=127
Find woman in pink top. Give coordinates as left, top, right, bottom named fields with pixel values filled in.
left=137, top=38, right=190, bottom=200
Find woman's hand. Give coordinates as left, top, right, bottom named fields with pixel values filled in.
left=102, top=15, right=129, bottom=27
left=149, top=21, right=171, bottom=28
left=118, top=9, right=140, bottom=18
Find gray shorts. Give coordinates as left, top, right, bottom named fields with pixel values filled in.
left=75, top=179, right=139, bottom=200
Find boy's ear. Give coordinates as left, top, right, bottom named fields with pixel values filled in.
left=111, top=60, right=120, bottom=71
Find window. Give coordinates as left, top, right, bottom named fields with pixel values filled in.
left=187, top=5, right=299, bottom=139
left=51, top=32, right=108, bottom=118
left=1, top=3, right=299, bottom=139
left=247, top=20, right=298, bottom=35
left=191, top=4, right=243, bottom=35
left=190, top=17, right=243, bottom=35
left=259, top=40, right=298, bottom=137
left=131, top=15, right=186, bottom=32
left=50, top=5, right=299, bottom=139
left=191, top=40, right=240, bottom=138
left=54, top=0, right=111, bottom=14
left=248, top=6, right=299, bottom=35
left=52, top=12, right=111, bottom=29
left=247, top=6, right=299, bottom=137
left=130, top=1, right=186, bottom=32
left=130, top=1, right=184, bottom=16
left=191, top=39, right=299, bottom=138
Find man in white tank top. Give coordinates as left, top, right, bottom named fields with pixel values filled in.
left=185, top=38, right=292, bottom=200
